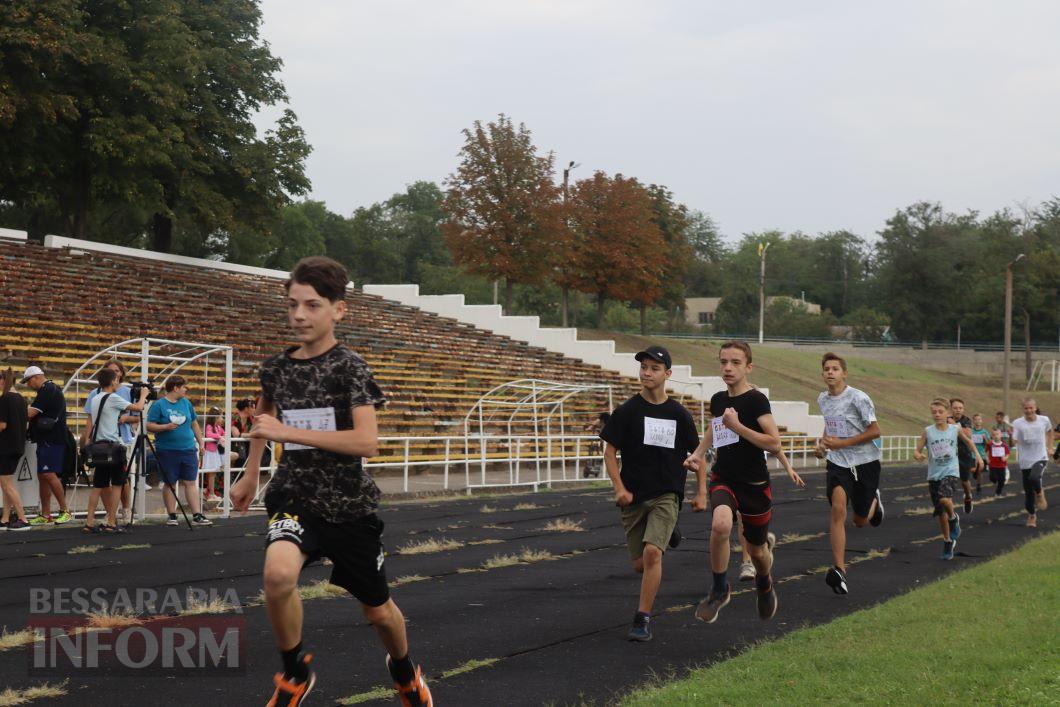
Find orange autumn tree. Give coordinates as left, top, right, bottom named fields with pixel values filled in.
left=441, top=115, right=564, bottom=312
left=569, top=171, right=667, bottom=329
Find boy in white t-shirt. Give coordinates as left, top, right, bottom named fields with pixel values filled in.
left=1011, top=398, right=1054, bottom=528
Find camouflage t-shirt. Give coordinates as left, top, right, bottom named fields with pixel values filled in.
left=260, top=344, right=387, bottom=523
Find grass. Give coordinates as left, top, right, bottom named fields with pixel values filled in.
left=0, top=629, right=35, bottom=652
left=85, top=609, right=142, bottom=628
left=0, top=681, right=68, bottom=706
left=337, top=685, right=392, bottom=705
left=251, top=579, right=347, bottom=606
left=479, top=504, right=498, bottom=513
left=66, top=544, right=103, bottom=555
left=778, top=531, right=824, bottom=545
left=540, top=518, right=586, bottom=532
left=623, top=531, right=1060, bottom=705
left=439, top=657, right=499, bottom=679
left=513, top=502, right=545, bottom=511
left=482, top=547, right=555, bottom=569
left=178, top=597, right=241, bottom=616
left=577, top=329, right=1060, bottom=435
left=469, top=538, right=504, bottom=545
left=389, top=575, right=429, bottom=588
left=114, top=543, right=150, bottom=551
left=903, top=506, right=935, bottom=516
left=397, top=537, right=464, bottom=555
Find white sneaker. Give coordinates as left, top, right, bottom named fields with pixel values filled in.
left=739, top=561, right=756, bottom=581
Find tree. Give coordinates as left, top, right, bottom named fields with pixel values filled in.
left=442, top=115, right=563, bottom=312
left=684, top=210, right=728, bottom=297
left=568, top=172, right=667, bottom=328
left=646, top=184, right=692, bottom=333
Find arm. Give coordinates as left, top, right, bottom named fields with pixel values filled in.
left=248, top=404, right=380, bottom=458
left=603, top=442, right=632, bottom=506
left=773, top=447, right=805, bottom=487
left=230, top=397, right=277, bottom=513
left=191, top=419, right=205, bottom=452
left=914, top=431, right=928, bottom=461
left=822, top=421, right=881, bottom=450
left=689, top=422, right=714, bottom=462
left=125, top=387, right=149, bottom=413
left=725, top=409, right=781, bottom=455
left=80, top=417, right=93, bottom=447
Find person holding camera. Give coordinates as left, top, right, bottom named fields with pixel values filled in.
left=80, top=368, right=149, bottom=532
left=84, top=359, right=138, bottom=523
left=146, top=376, right=211, bottom=526
left=21, top=366, right=72, bottom=525
left=0, top=368, right=31, bottom=531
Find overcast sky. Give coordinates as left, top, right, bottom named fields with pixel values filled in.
left=256, top=0, right=1060, bottom=242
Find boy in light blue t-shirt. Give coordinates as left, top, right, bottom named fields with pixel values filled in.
left=146, top=375, right=209, bottom=526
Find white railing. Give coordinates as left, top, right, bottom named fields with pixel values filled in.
left=768, top=434, right=920, bottom=470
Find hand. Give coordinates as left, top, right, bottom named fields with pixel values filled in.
left=683, top=454, right=703, bottom=472
left=166, top=422, right=180, bottom=431
left=813, top=440, right=827, bottom=459
left=976, top=458, right=984, bottom=472
left=247, top=414, right=288, bottom=443
left=691, top=491, right=708, bottom=512
left=230, top=475, right=256, bottom=514
left=721, top=407, right=740, bottom=430
left=914, top=450, right=925, bottom=462
left=787, top=466, right=805, bottom=488
left=821, top=435, right=845, bottom=450
left=614, top=488, right=633, bottom=507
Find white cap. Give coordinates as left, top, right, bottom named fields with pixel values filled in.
left=20, top=365, right=44, bottom=383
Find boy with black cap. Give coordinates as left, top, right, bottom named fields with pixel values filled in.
left=600, top=345, right=703, bottom=642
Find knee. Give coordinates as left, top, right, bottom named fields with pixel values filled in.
left=711, top=515, right=733, bottom=536
left=362, top=600, right=397, bottom=625
left=632, top=558, right=644, bottom=574
left=263, top=565, right=298, bottom=598
left=642, top=544, right=662, bottom=568
left=831, top=503, right=847, bottom=522
left=852, top=516, right=868, bottom=528
left=747, top=542, right=768, bottom=560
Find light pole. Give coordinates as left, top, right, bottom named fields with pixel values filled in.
left=560, top=160, right=579, bottom=327
left=758, top=241, right=770, bottom=344
left=1002, top=253, right=1025, bottom=415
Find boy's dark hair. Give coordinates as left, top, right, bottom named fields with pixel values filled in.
left=286, top=256, right=348, bottom=303
left=949, top=397, right=964, bottom=406
left=821, top=352, right=847, bottom=371
left=719, top=340, right=753, bottom=364
left=236, top=398, right=254, bottom=412
left=996, top=411, right=1005, bottom=416
left=164, top=375, right=186, bottom=392
left=97, top=368, right=118, bottom=389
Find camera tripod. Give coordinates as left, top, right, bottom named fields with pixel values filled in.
left=127, top=416, right=194, bottom=531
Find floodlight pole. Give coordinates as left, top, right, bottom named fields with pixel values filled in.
left=758, top=242, right=770, bottom=344
left=1002, top=253, right=1025, bottom=416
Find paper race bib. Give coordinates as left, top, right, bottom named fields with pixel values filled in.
left=643, top=416, right=677, bottom=449
left=712, top=416, right=739, bottom=449
left=282, top=407, right=337, bottom=451
left=991, top=446, right=1006, bottom=458
left=971, top=433, right=986, bottom=445
left=928, top=438, right=951, bottom=460
left=824, top=416, right=851, bottom=438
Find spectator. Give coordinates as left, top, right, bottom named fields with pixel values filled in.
left=146, top=376, right=211, bottom=526
left=231, top=398, right=255, bottom=467
left=21, top=366, right=72, bottom=525
left=0, top=368, right=31, bottom=531
left=202, top=406, right=231, bottom=503
left=80, top=368, right=149, bottom=532
left=84, top=359, right=137, bottom=523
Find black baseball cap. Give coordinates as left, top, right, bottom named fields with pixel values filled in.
left=635, top=345, right=672, bottom=370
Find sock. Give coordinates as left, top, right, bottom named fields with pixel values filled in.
left=388, top=653, right=416, bottom=684
left=755, top=573, right=772, bottom=592
left=281, top=642, right=308, bottom=680
left=711, top=571, right=728, bottom=594
left=949, top=514, right=958, bottom=525
left=943, top=541, right=953, bottom=551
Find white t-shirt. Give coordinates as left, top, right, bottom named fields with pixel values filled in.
left=87, top=392, right=132, bottom=444
left=816, top=385, right=880, bottom=468
left=1012, top=415, right=1052, bottom=469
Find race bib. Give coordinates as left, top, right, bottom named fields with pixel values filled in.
left=712, top=416, right=739, bottom=449
left=643, top=417, right=677, bottom=449
left=282, top=407, right=337, bottom=451
left=824, top=416, right=851, bottom=438
left=991, top=446, right=1006, bottom=458
left=928, top=438, right=951, bottom=460
left=971, top=433, right=985, bottom=445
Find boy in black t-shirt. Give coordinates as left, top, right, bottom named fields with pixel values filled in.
left=230, top=257, right=431, bottom=707
left=686, top=341, right=801, bottom=624
left=600, top=346, right=703, bottom=642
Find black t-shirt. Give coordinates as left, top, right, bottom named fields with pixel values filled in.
left=710, top=388, right=772, bottom=484
left=955, top=415, right=974, bottom=466
left=29, top=381, right=68, bottom=445
left=0, top=391, right=28, bottom=456
left=260, top=344, right=387, bottom=523
left=599, top=394, right=700, bottom=505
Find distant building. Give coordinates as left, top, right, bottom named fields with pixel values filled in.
left=684, top=297, right=722, bottom=327
left=766, top=295, right=821, bottom=315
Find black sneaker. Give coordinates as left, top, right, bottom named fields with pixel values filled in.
left=870, top=490, right=884, bottom=527
left=6, top=519, right=31, bottom=532
left=825, top=566, right=848, bottom=595
left=627, top=612, right=652, bottom=642
left=268, top=654, right=315, bottom=706
left=964, top=497, right=973, bottom=515
left=668, top=524, right=682, bottom=549
left=756, top=576, right=778, bottom=620
left=166, top=513, right=179, bottom=526
left=695, top=586, right=731, bottom=624
left=192, top=513, right=213, bottom=526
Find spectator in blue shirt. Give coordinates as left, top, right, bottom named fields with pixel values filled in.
left=146, top=375, right=211, bottom=526
left=22, top=366, right=72, bottom=525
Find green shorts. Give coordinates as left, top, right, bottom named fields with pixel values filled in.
left=620, top=493, right=680, bottom=560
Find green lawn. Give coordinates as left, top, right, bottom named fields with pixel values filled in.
left=577, top=330, right=1060, bottom=435
left=623, top=531, right=1060, bottom=705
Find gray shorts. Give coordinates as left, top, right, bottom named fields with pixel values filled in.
left=929, top=476, right=961, bottom=515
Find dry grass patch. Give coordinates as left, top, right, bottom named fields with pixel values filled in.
left=439, top=657, right=499, bottom=679
left=469, top=539, right=503, bottom=546
left=337, top=685, right=392, bottom=705
left=86, top=609, right=141, bottom=629
left=179, top=597, right=241, bottom=616
left=778, top=531, right=824, bottom=545
left=389, top=575, right=428, bottom=588
left=0, top=629, right=35, bottom=652
left=482, top=547, right=555, bottom=569
left=903, top=506, right=935, bottom=516
left=479, top=505, right=497, bottom=514
left=67, top=545, right=103, bottom=555
left=513, top=503, right=544, bottom=511
left=893, top=495, right=917, bottom=502
left=114, top=543, right=150, bottom=551
left=540, top=518, right=585, bottom=533
left=397, top=537, right=464, bottom=555
left=482, top=524, right=513, bottom=530
left=0, top=681, right=68, bottom=706
left=298, top=580, right=347, bottom=601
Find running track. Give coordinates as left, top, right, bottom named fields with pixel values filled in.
left=0, top=464, right=1052, bottom=706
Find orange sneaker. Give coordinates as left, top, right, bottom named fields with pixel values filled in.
left=267, top=654, right=315, bottom=707
left=388, top=657, right=432, bottom=707
left=1026, top=514, right=1037, bottom=528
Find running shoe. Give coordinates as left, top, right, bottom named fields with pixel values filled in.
left=870, top=490, right=884, bottom=527
left=192, top=513, right=213, bottom=526
left=668, top=524, right=682, bottom=549
left=627, top=612, right=652, bottom=642
left=0, top=521, right=6, bottom=530
left=1026, top=514, right=1037, bottom=528
left=54, top=511, right=72, bottom=524
left=29, top=515, right=53, bottom=526
left=1036, top=491, right=1048, bottom=511
left=695, top=586, right=731, bottom=624
left=267, top=654, right=315, bottom=707
left=941, top=541, right=954, bottom=561
left=766, top=531, right=777, bottom=553
left=756, top=576, right=778, bottom=620
left=949, top=514, right=961, bottom=542
left=964, top=497, right=973, bottom=515
left=165, top=514, right=179, bottom=526
left=825, top=566, right=848, bottom=595
left=738, top=561, right=756, bottom=581
left=387, top=656, right=433, bottom=706
left=6, top=519, right=30, bottom=532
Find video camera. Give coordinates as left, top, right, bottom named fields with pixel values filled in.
left=130, top=379, right=158, bottom=402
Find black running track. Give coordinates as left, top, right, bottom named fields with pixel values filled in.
left=0, top=465, right=1052, bottom=707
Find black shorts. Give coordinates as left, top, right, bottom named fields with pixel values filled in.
left=826, top=460, right=881, bottom=518
left=709, top=473, right=772, bottom=546
left=265, top=502, right=390, bottom=607
left=928, top=477, right=961, bottom=515
left=958, top=463, right=975, bottom=482
left=91, top=463, right=128, bottom=489
left=0, top=454, right=21, bottom=476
